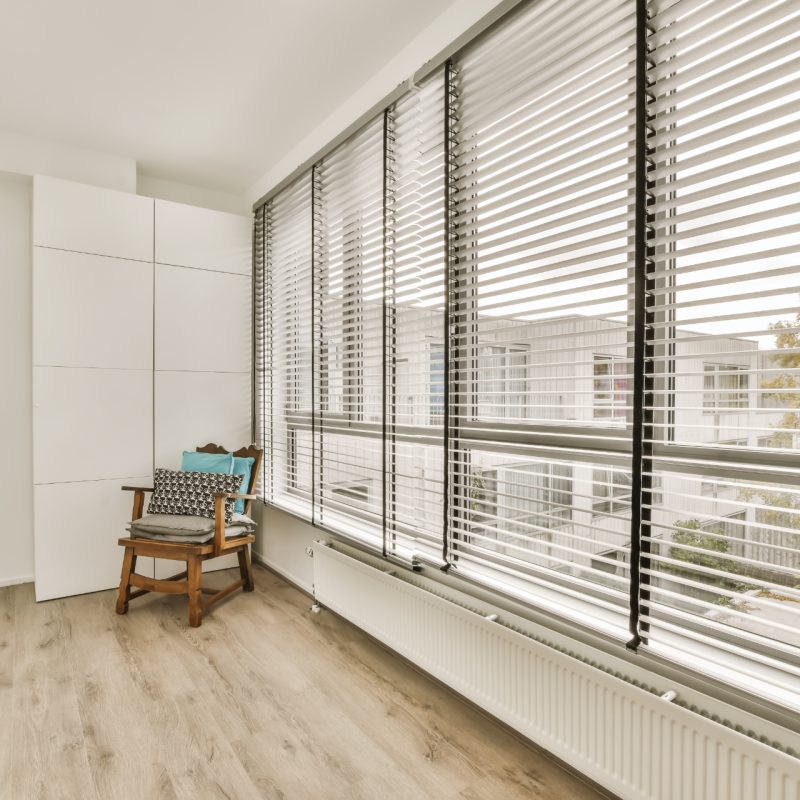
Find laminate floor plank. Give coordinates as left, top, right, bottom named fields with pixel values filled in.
left=0, top=586, right=17, bottom=794
left=60, top=592, right=178, bottom=800
left=10, top=584, right=98, bottom=800
left=4, top=566, right=605, bottom=800
left=262, top=594, right=597, bottom=799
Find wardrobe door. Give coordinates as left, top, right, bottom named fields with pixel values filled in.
left=154, top=201, right=252, bottom=575
left=32, top=177, right=154, bottom=600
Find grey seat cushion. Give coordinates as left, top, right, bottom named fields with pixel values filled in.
left=128, top=512, right=256, bottom=544
left=130, top=524, right=254, bottom=544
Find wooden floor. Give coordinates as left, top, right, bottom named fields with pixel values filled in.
left=0, top=565, right=605, bottom=800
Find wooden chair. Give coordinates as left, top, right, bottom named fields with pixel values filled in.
left=116, top=443, right=263, bottom=627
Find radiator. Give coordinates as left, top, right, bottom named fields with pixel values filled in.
left=311, top=541, right=800, bottom=800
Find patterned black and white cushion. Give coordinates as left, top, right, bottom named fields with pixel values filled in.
left=147, top=468, right=242, bottom=523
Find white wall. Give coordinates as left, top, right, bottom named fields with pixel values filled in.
left=252, top=503, right=316, bottom=594
left=246, top=0, right=508, bottom=205
left=0, top=172, right=34, bottom=586
left=0, top=131, right=136, bottom=193
left=138, top=173, right=249, bottom=215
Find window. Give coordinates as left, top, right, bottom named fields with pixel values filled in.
left=593, top=469, right=662, bottom=515
left=645, top=0, right=800, bottom=702
left=472, top=462, right=573, bottom=536
left=429, top=343, right=445, bottom=424
left=464, top=458, right=574, bottom=572
left=593, top=355, right=629, bottom=419
left=593, top=469, right=632, bottom=516
left=256, top=0, right=800, bottom=709
left=701, top=511, right=746, bottom=543
left=313, top=119, right=385, bottom=539
left=330, top=480, right=372, bottom=510
left=446, top=0, right=637, bottom=619
left=258, top=174, right=313, bottom=514
left=703, top=364, right=749, bottom=411
left=477, top=345, right=529, bottom=419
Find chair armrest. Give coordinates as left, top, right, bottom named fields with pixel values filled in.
left=212, top=492, right=258, bottom=550
left=122, top=485, right=153, bottom=521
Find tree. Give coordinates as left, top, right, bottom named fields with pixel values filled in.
left=666, top=519, right=755, bottom=606
left=736, top=311, right=800, bottom=584
left=759, top=313, right=800, bottom=448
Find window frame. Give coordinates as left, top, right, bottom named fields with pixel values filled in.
left=255, top=0, right=800, bottom=717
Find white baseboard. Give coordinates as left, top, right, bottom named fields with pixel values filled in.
left=0, top=574, right=34, bottom=588
left=251, top=549, right=313, bottom=595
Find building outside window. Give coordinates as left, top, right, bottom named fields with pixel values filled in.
left=470, top=462, right=572, bottom=540
left=429, top=343, right=445, bottom=424
left=703, top=363, right=749, bottom=411
left=478, top=345, right=528, bottom=419
left=329, top=480, right=372, bottom=510
left=592, top=469, right=632, bottom=516
left=593, top=354, right=628, bottom=419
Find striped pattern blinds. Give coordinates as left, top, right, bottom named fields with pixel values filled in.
left=255, top=0, right=800, bottom=708
left=446, top=0, right=637, bottom=636
left=313, top=119, right=385, bottom=541
left=385, top=70, right=447, bottom=558
left=261, top=174, right=314, bottom=517
left=644, top=0, right=800, bottom=696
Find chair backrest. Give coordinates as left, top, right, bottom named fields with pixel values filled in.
left=196, top=442, right=263, bottom=517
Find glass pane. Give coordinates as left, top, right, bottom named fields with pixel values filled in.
left=452, top=450, right=632, bottom=604
left=646, top=470, right=800, bottom=652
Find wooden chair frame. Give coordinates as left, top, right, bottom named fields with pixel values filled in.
left=116, top=443, right=263, bottom=627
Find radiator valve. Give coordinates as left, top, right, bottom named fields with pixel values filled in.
left=311, top=603, right=322, bottom=614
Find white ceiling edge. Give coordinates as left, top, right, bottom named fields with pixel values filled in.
left=136, top=174, right=250, bottom=216
left=245, top=0, right=506, bottom=208
left=0, top=130, right=136, bottom=193
left=0, top=128, right=250, bottom=215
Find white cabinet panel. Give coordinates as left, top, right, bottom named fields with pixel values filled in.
left=155, top=264, right=250, bottom=373
left=154, top=371, right=250, bottom=469
left=34, top=477, right=153, bottom=601
left=155, top=200, right=250, bottom=274
left=33, top=367, right=153, bottom=484
left=153, top=368, right=250, bottom=578
left=33, top=248, right=153, bottom=369
left=33, top=176, right=153, bottom=262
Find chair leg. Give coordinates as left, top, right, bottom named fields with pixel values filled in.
left=238, top=546, right=254, bottom=592
left=116, top=547, right=137, bottom=615
left=187, top=555, right=203, bottom=627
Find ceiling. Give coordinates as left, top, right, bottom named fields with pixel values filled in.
left=1, top=0, right=457, bottom=194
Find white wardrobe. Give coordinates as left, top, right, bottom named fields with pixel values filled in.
left=32, top=176, right=251, bottom=600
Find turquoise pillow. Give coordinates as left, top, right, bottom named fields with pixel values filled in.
left=230, top=456, right=255, bottom=513
left=180, top=451, right=234, bottom=476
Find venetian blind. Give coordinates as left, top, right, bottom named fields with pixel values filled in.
left=643, top=0, right=800, bottom=696
left=445, top=0, right=638, bottom=637
left=261, top=174, right=314, bottom=517
left=384, top=70, right=447, bottom=559
left=312, top=119, right=385, bottom=543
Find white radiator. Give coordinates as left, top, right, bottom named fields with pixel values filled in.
left=311, top=542, right=800, bottom=800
